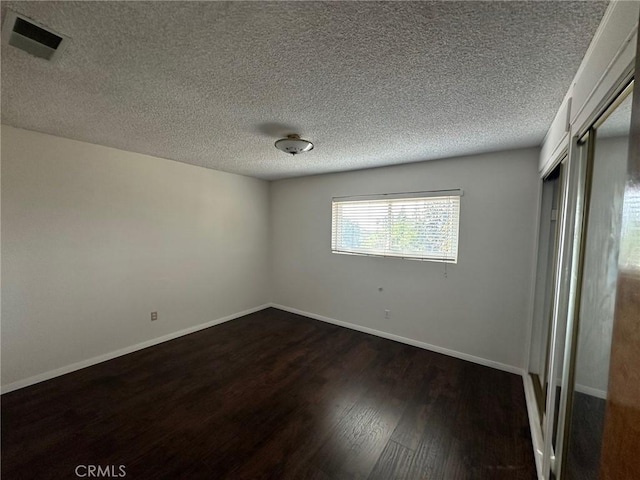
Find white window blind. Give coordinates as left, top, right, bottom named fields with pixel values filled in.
left=331, top=190, right=461, bottom=263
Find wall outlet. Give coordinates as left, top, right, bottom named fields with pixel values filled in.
left=151, top=311, right=158, bottom=321
left=384, top=309, right=390, bottom=319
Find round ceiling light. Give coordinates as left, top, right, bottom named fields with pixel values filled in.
left=274, top=134, right=314, bottom=155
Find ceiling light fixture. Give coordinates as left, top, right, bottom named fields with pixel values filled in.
left=274, top=134, right=314, bottom=155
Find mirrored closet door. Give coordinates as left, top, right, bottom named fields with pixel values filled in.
left=528, top=76, right=635, bottom=480
left=560, top=83, right=634, bottom=480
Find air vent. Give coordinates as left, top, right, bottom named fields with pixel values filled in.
left=2, top=11, right=69, bottom=61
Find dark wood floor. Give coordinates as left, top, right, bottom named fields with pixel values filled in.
left=565, top=392, right=606, bottom=480
left=2, top=308, right=536, bottom=479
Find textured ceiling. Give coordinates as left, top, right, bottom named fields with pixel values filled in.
left=1, top=1, right=608, bottom=180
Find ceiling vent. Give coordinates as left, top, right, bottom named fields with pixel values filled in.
left=2, top=11, right=69, bottom=61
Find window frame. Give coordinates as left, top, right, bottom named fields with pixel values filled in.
left=331, top=189, right=462, bottom=263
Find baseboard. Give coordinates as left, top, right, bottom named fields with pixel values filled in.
left=574, top=384, right=607, bottom=400
left=269, top=303, right=525, bottom=376
left=523, top=373, right=545, bottom=480
left=1, top=304, right=271, bottom=394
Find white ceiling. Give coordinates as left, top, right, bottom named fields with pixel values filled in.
left=1, top=1, right=608, bottom=180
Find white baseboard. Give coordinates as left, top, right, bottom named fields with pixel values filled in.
left=1, top=304, right=271, bottom=394
left=574, top=384, right=607, bottom=400
left=522, top=373, right=545, bottom=480
left=269, top=303, right=525, bottom=376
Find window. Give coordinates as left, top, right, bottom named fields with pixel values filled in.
left=331, top=190, right=461, bottom=263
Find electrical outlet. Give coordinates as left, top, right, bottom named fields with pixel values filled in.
left=384, top=309, right=390, bottom=319
left=151, top=311, right=158, bottom=321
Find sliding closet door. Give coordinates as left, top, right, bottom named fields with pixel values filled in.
left=599, top=30, right=640, bottom=479
left=561, top=84, right=633, bottom=480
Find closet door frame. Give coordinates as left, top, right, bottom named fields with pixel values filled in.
left=544, top=71, right=635, bottom=480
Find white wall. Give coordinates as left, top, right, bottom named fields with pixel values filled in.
left=1, top=126, right=270, bottom=387
left=2, top=126, right=541, bottom=387
left=270, top=148, right=540, bottom=371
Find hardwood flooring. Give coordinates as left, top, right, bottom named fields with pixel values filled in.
left=565, top=392, right=606, bottom=480
left=2, top=308, right=536, bottom=479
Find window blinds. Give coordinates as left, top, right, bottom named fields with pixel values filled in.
left=331, top=190, right=461, bottom=263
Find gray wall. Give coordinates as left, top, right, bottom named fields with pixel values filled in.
left=270, top=149, right=540, bottom=371
left=1, top=126, right=270, bottom=387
